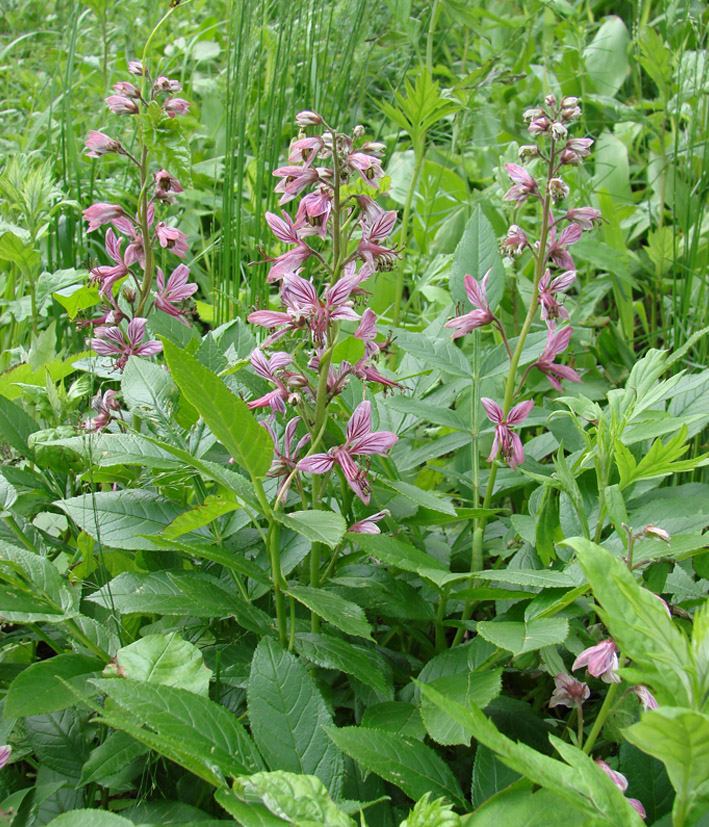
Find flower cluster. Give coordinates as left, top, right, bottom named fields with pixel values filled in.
left=245, top=113, right=401, bottom=513
left=80, top=61, right=197, bottom=391
left=446, top=96, right=601, bottom=469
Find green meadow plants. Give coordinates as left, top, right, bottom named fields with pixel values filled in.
left=1, top=2, right=709, bottom=826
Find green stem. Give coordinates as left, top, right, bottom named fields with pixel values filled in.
left=267, top=521, right=288, bottom=647
left=4, top=515, right=39, bottom=553
left=582, top=680, right=620, bottom=755
left=392, top=143, right=425, bottom=329
left=425, top=0, right=440, bottom=74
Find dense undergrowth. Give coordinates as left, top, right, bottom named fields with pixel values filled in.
left=1, top=0, right=709, bottom=825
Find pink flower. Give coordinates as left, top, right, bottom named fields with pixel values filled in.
left=534, top=326, right=581, bottom=391
left=350, top=510, right=390, bottom=534
left=357, top=210, right=398, bottom=272
left=246, top=349, right=294, bottom=414
left=297, top=401, right=398, bottom=504
left=632, top=686, right=658, bottom=711
left=481, top=398, right=534, bottom=470
left=262, top=416, right=311, bottom=499
left=294, top=185, right=333, bottom=239
left=445, top=269, right=494, bottom=338
left=155, top=76, right=182, bottom=93
left=155, top=223, right=189, bottom=257
left=355, top=308, right=381, bottom=358
left=154, top=264, right=198, bottom=323
left=264, top=211, right=313, bottom=280
left=83, top=203, right=127, bottom=233
left=565, top=208, right=602, bottom=231
left=288, top=136, right=324, bottom=166
left=549, top=673, right=590, bottom=709
left=105, top=95, right=139, bottom=115
left=546, top=222, right=582, bottom=270
left=0, top=745, right=11, bottom=770
left=573, top=638, right=621, bottom=684
left=90, top=318, right=162, bottom=370
left=153, top=169, right=183, bottom=203
left=112, top=81, right=140, bottom=99
left=82, top=389, right=121, bottom=432
left=273, top=164, right=319, bottom=205
left=295, top=110, right=323, bottom=127
left=163, top=98, right=190, bottom=117
left=538, top=269, right=575, bottom=324
left=595, top=761, right=646, bottom=820
left=347, top=152, right=384, bottom=185
left=528, top=116, right=551, bottom=135
left=128, top=61, right=145, bottom=76
left=501, top=225, right=527, bottom=257
left=503, top=163, right=539, bottom=204
left=84, top=131, right=121, bottom=158
left=89, top=229, right=129, bottom=298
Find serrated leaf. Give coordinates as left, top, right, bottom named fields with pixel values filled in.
left=0, top=395, right=39, bottom=457
left=44, top=811, right=135, bottom=827
left=294, top=633, right=391, bottom=696
left=325, top=725, right=466, bottom=809
left=80, top=730, right=148, bottom=786
left=476, top=619, right=569, bottom=656
left=148, top=536, right=271, bottom=585
left=361, top=702, right=426, bottom=739
left=5, top=654, right=103, bottom=718
left=248, top=637, right=343, bottom=797
left=382, top=480, right=456, bottom=515
left=347, top=533, right=448, bottom=574
left=107, top=632, right=212, bottom=696
left=449, top=206, right=506, bottom=313
left=162, top=338, right=272, bottom=479
left=25, top=708, right=91, bottom=782
left=421, top=670, right=503, bottom=745
left=277, top=510, right=347, bottom=549
left=121, top=355, right=178, bottom=414
left=287, top=586, right=372, bottom=641
left=161, top=493, right=241, bottom=540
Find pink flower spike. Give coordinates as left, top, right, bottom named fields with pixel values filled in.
left=295, top=110, right=323, bottom=127
left=633, top=686, right=658, bottom=711
left=84, top=131, right=121, bottom=158
left=480, top=398, right=533, bottom=470
left=128, top=61, right=145, bottom=76
left=0, top=744, right=12, bottom=770
left=265, top=211, right=301, bottom=245
left=350, top=510, right=390, bottom=534
left=347, top=152, right=384, bottom=185
left=163, top=98, right=190, bottom=117
left=503, top=163, right=539, bottom=204
left=547, top=223, right=582, bottom=270
left=549, top=673, right=590, bottom=709
left=153, top=169, right=183, bottom=203
left=83, top=203, right=126, bottom=232
left=538, top=268, right=575, bottom=324
left=154, top=264, right=198, bottom=323
left=273, top=165, right=319, bottom=205
left=155, top=223, right=189, bottom=257
left=573, top=638, right=620, bottom=683
left=534, top=326, right=581, bottom=391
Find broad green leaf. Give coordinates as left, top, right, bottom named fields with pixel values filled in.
left=331, top=336, right=365, bottom=365
left=5, top=653, right=103, bottom=717
left=382, top=480, right=456, bottom=515
left=92, top=677, right=264, bottom=784
left=294, top=633, right=391, bottom=696
left=471, top=745, right=521, bottom=808
left=584, top=16, right=630, bottom=98
left=623, top=707, right=709, bottom=825
left=401, top=792, right=462, bottom=826
left=25, top=708, right=91, bottom=782
left=384, top=396, right=467, bottom=431
left=287, top=586, right=373, bottom=641
left=161, top=492, right=241, bottom=540
left=0, top=395, right=39, bottom=457
left=0, top=230, right=40, bottom=273
left=162, top=338, right=272, bottom=478
left=347, top=533, right=448, bottom=574
left=361, top=702, right=426, bottom=739
left=325, top=725, right=466, bottom=809
left=416, top=682, right=643, bottom=824
left=463, top=786, right=590, bottom=826
left=86, top=571, right=273, bottom=635
left=420, top=669, right=503, bottom=745
left=277, top=510, right=347, bottom=549
left=449, top=206, right=506, bottom=314
left=248, top=638, right=343, bottom=797
left=616, top=426, right=709, bottom=489
left=149, top=536, right=271, bottom=585
left=45, top=812, right=134, bottom=827
left=469, top=569, right=578, bottom=589
left=0, top=586, right=70, bottom=622
left=619, top=742, right=674, bottom=825
left=105, top=632, right=212, bottom=696
left=80, top=730, right=148, bottom=786
left=59, top=490, right=203, bottom=550
left=52, top=283, right=101, bottom=319
left=48, top=433, right=182, bottom=470
left=0, top=541, right=77, bottom=617
left=121, top=355, right=178, bottom=414
left=565, top=537, right=693, bottom=707
left=230, top=771, right=355, bottom=827
left=215, top=786, right=293, bottom=826
left=475, top=619, right=569, bottom=656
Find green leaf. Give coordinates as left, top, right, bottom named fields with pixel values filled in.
left=86, top=571, right=273, bottom=635
left=347, top=533, right=448, bottom=574
left=161, top=492, right=241, bottom=540
left=25, top=708, right=91, bottom=782
left=331, top=336, right=365, bottom=365
left=49, top=433, right=183, bottom=470
left=161, top=338, right=272, bottom=479
left=384, top=396, right=467, bottom=431
left=149, top=536, right=271, bottom=586
left=616, top=425, right=709, bottom=489
left=5, top=653, right=103, bottom=717
left=361, top=702, right=426, bottom=739
left=106, top=632, right=212, bottom=696
left=44, top=812, right=135, bottom=827
left=92, top=677, right=264, bottom=784
left=277, top=510, right=347, bottom=549
left=80, top=730, right=148, bottom=786
left=475, top=619, right=569, bottom=656
left=230, top=771, right=356, bottom=827
left=471, top=745, right=521, bottom=808
left=565, top=537, right=693, bottom=707
left=215, top=786, right=293, bottom=827
left=325, top=725, right=466, bottom=809
left=469, top=569, right=578, bottom=589
left=294, top=633, right=391, bottom=696
left=420, top=670, right=503, bottom=745
left=248, top=637, right=343, bottom=797
left=623, top=707, right=709, bottom=825
left=535, top=486, right=560, bottom=566
left=584, top=16, right=630, bottom=98
left=0, top=541, right=77, bottom=618
left=449, top=206, right=506, bottom=314
left=59, top=490, right=200, bottom=550
left=382, top=480, right=456, bottom=516
left=0, top=395, right=39, bottom=457
left=287, top=586, right=373, bottom=641
left=0, top=230, right=40, bottom=274
left=52, top=283, right=101, bottom=319
left=121, top=355, right=178, bottom=414
left=463, top=786, right=590, bottom=826
left=619, top=742, right=674, bottom=825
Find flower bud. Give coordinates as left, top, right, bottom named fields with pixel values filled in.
left=295, top=110, right=323, bottom=127
left=123, top=286, right=137, bottom=304
left=549, top=178, right=570, bottom=203
left=523, top=108, right=544, bottom=123
left=559, top=148, right=582, bottom=166
left=353, top=124, right=365, bottom=138
left=545, top=93, right=557, bottom=108
left=528, top=116, right=550, bottom=135
left=560, top=96, right=579, bottom=107
left=550, top=121, right=568, bottom=142
left=128, top=61, right=145, bottom=76
left=643, top=524, right=671, bottom=543
left=361, top=141, right=386, bottom=157
left=518, top=144, right=540, bottom=162
left=561, top=106, right=582, bottom=123
left=501, top=224, right=527, bottom=257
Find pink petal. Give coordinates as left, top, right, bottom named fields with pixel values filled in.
left=481, top=397, right=504, bottom=424
left=350, top=431, right=398, bottom=455
left=346, top=401, right=372, bottom=445
left=507, top=399, right=534, bottom=425
left=297, top=454, right=336, bottom=474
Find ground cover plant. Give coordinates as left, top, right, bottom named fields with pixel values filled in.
left=1, top=0, right=709, bottom=824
